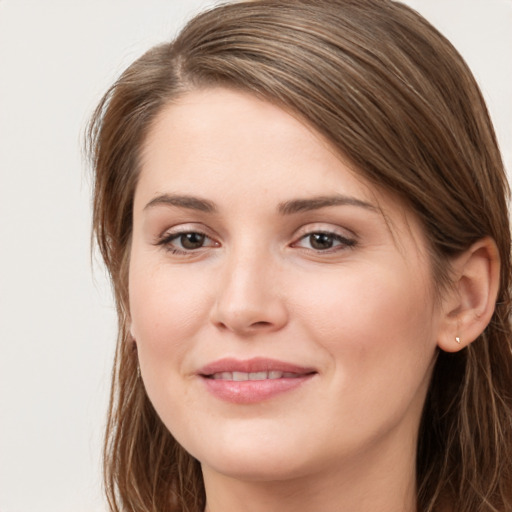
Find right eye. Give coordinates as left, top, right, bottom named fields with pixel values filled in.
left=158, top=231, right=218, bottom=254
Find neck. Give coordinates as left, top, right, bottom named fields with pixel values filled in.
left=202, top=425, right=418, bottom=512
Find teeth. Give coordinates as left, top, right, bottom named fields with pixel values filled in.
left=249, top=371, right=268, bottom=380
left=212, top=372, right=233, bottom=380
left=210, top=370, right=296, bottom=381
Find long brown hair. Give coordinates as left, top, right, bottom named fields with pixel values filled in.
left=87, top=1, right=512, bottom=510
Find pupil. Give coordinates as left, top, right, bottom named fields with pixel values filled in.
left=310, top=233, right=333, bottom=250
left=181, top=233, right=205, bottom=249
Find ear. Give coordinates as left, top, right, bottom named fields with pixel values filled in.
left=437, top=237, right=500, bottom=353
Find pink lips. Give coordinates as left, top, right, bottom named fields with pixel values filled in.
left=198, top=357, right=316, bottom=404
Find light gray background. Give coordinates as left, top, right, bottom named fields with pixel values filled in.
left=0, top=1, right=510, bottom=511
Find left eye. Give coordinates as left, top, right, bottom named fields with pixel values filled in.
left=294, top=232, right=355, bottom=251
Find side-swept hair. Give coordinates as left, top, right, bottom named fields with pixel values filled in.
left=87, top=1, right=512, bottom=510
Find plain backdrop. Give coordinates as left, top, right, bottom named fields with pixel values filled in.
left=0, top=1, right=510, bottom=511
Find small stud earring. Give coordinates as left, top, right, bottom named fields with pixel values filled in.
left=455, top=336, right=461, bottom=344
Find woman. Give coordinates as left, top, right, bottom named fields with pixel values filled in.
left=87, top=1, right=512, bottom=511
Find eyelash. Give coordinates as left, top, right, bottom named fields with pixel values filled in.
left=156, top=228, right=357, bottom=255
left=292, top=231, right=357, bottom=252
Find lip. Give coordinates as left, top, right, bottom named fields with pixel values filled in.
left=198, top=357, right=317, bottom=404
left=199, top=357, right=315, bottom=375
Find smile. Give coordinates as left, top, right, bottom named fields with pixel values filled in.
left=199, top=358, right=317, bottom=404
left=209, top=371, right=304, bottom=381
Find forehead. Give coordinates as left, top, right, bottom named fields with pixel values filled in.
left=142, top=88, right=341, bottom=167
left=139, top=88, right=368, bottom=199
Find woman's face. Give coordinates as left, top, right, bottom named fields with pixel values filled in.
left=130, top=88, right=445, bottom=482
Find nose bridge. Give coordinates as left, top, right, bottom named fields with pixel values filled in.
left=210, top=238, right=287, bottom=334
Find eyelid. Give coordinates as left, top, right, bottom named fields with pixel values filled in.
left=292, top=223, right=356, bottom=241
left=155, top=223, right=215, bottom=241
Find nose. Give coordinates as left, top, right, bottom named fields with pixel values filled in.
left=209, top=249, right=289, bottom=336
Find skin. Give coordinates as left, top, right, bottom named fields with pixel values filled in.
left=128, top=88, right=487, bottom=512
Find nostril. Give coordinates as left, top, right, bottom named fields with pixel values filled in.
left=213, top=319, right=278, bottom=334
left=251, top=321, right=272, bottom=328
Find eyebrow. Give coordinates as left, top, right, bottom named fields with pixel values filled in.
left=277, top=195, right=377, bottom=215
left=143, top=193, right=376, bottom=215
left=144, top=194, right=216, bottom=213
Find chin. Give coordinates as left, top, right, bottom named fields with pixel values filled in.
left=183, top=425, right=316, bottom=482
left=201, top=450, right=311, bottom=482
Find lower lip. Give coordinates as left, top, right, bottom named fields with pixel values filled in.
left=201, top=375, right=315, bottom=404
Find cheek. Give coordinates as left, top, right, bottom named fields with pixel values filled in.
left=295, top=264, right=437, bottom=385
left=128, top=259, right=216, bottom=425
left=296, top=264, right=432, bottom=338
left=302, top=269, right=437, bottom=438
left=128, top=258, right=212, bottom=361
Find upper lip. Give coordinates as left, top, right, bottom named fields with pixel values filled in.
left=198, top=357, right=317, bottom=376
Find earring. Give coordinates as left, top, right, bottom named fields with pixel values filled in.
left=455, top=336, right=461, bottom=344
